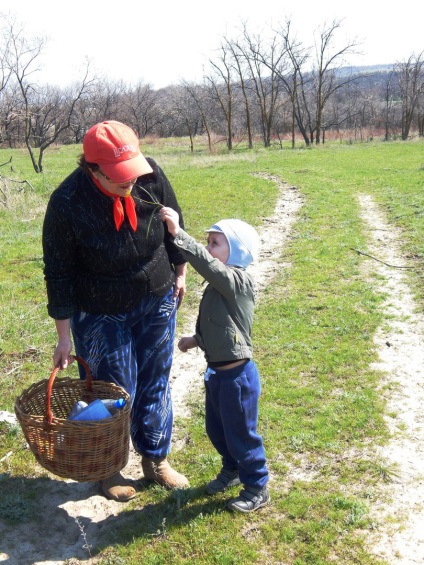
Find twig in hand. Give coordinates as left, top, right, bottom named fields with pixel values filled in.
left=134, top=184, right=162, bottom=206
left=134, top=184, right=163, bottom=237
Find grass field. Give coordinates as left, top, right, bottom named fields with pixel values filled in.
left=1, top=137, right=423, bottom=563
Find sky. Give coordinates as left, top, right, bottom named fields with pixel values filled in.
left=1, top=0, right=423, bottom=89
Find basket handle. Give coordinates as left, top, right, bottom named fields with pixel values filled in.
left=45, top=355, right=92, bottom=425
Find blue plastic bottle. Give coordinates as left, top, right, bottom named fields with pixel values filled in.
left=101, top=398, right=126, bottom=415
left=69, top=398, right=126, bottom=421
left=70, top=398, right=112, bottom=421
left=68, top=400, right=88, bottom=420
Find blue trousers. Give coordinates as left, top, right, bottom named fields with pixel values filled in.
left=71, top=287, right=177, bottom=458
left=205, top=360, right=269, bottom=489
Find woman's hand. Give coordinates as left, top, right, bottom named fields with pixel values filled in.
left=53, top=319, right=74, bottom=369
left=174, top=262, right=187, bottom=308
left=178, top=336, right=198, bottom=352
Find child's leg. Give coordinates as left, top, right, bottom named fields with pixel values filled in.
left=207, top=360, right=268, bottom=489
left=205, top=374, right=238, bottom=471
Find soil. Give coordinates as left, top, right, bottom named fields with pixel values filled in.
left=358, top=194, right=424, bottom=564
left=1, top=179, right=423, bottom=564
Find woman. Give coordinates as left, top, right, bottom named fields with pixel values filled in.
left=42, top=121, right=188, bottom=501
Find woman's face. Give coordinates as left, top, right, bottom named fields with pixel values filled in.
left=92, top=169, right=137, bottom=197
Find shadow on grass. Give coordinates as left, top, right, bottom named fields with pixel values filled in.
left=0, top=474, right=229, bottom=563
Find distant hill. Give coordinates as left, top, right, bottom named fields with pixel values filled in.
left=337, top=64, right=393, bottom=77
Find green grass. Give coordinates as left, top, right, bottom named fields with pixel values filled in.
left=1, top=137, right=424, bottom=563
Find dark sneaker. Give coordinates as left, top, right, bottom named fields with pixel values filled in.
left=227, top=485, right=270, bottom=513
left=205, top=468, right=240, bottom=495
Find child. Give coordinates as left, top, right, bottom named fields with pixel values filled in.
left=160, top=207, right=269, bottom=513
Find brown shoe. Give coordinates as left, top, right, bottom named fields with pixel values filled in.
left=142, top=457, right=189, bottom=489
left=100, top=472, right=136, bottom=502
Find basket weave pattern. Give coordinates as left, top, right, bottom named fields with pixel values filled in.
left=14, top=357, right=131, bottom=482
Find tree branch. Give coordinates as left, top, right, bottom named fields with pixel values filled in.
left=350, top=248, right=422, bottom=270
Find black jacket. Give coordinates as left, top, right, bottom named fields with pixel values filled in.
left=42, top=158, right=185, bottom=319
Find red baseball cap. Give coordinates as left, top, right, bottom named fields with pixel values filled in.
left=83, top=121, right=153, bottom=182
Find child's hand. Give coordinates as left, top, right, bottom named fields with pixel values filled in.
left=178, top=336, right=198, bottom=352
left=160, top=206, right=180, bottom=237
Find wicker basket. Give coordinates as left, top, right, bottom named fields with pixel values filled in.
left=14, top=356, right=131, bottom=482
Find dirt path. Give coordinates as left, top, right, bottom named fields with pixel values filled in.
left=358, top=194, right=424, bottom=564
left=0, top=175, right=303, bottom=565
left=3, top=186, right=423, bottom=564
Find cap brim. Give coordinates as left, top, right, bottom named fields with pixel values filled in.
left=100, top=152, right=153, bottom=183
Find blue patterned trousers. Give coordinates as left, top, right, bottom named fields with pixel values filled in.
left=71, top=287, right=177, bottom=458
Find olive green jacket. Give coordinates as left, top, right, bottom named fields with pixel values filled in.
left=172, top=229, right=255, bottom=363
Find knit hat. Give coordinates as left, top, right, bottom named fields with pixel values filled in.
left=206, top=219, right=260, bottom=268
left=83, top=121, right=153, bottom=182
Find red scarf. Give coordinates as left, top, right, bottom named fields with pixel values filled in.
left=91, top=175, right=137, bottom=232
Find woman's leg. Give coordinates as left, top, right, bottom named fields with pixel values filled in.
left=71, top=310, right=138, bottom=501
left=129, top=288, right=188, bottom=488
left=129, top=288, right=177, bottom=457
left=71, top=311, right=137, bottom=397
left=71, top=289, right=187, bottom=488
left=71, top=288, right=176, bottom=455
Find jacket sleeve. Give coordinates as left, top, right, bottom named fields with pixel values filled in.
left=171, top=229, right=249, bottom=300
left=42, top=189, right=77, bottom=319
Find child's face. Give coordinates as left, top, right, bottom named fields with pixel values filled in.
left=206, top=232, right=230, bottom=264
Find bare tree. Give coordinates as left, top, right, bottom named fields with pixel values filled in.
left=27, top=65, right=94, bottom=171
left=273, top=39, right=305, bottom=147
left=417, top=98, right=424, bottom=137
left=121, top=81, right=165, bottom=138
left=237, top=25, right=285, bottom=148
left=180, top=81, right=213, bottom=151
left=0, top=14, right=13, bottom=122
left=3, top=16, right=94, bottom=171
left=3, top=15, right=46, bottom=169
left=396, top=52, right=424, bottom=140
left=2, top=12, right=420, bottom=153
left=0, top=81, right=22, bottom=147
left=311, top=20, right=360, bottom=144
left=206, top=44, right=235, bottom=150
left=88, top=78, right=127, bottom=123
left=221, top=34, right=254, bottom=148
left=253, top=19, right=311, bottom=146
left=382, top=69, right=399, bottom=141
left=65, top=77, right=104, bottom=144
left=163, top=84, right=198, bottom=150
left=257, top=19, right=359, bottom=145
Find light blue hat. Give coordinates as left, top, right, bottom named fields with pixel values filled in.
left=206, top=219, right=260, bottom=268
